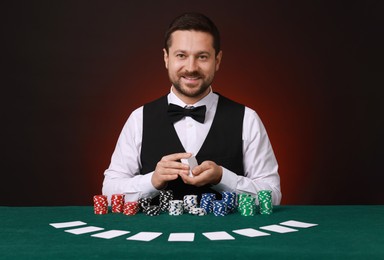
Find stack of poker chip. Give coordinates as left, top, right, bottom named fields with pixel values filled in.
left=111, top=194, right=125, bottom=213
left=200, top=193, right=216, bottom=214
left=221, top=191, right=237, bottom=213
left=257, top=190, right=273, bottom=215
left=183, top=195, right=198, bottom=213
left=237, top=193, right=256, bottom=216
left=145, top=205, right=161, bottom=216
left=123, top=201, right=139, bottom=216
left=93, top=195, right=108, bottom=215
left=138, top=197, right=152, bottom=213
left=189, top=207, right=207, bottom=216
left=159, top=190, right=173, bottom=212
left=213, top=200, right=228, bottom=216
left=168, top=200, right=184, bottom=216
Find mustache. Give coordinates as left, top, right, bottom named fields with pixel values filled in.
left=180, top=71, right=202, bottom=78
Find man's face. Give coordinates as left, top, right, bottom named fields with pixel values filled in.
left=164, top=30, right=222, bottom=103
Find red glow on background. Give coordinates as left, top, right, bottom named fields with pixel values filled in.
left=3, top=1, right=382, bottom=206
left=84, top=52, right=320, bottom=205
left=215, top=70, right=319, bottom=204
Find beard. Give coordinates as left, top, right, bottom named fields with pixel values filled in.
left=170, top=70, right=214, bottom=99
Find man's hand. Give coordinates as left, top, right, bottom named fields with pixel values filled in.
left=151, top=152, right=192, bottom=190
left=178, top=160, right=223, bottom=187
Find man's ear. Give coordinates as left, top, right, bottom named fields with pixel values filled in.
left=163, top=48, right=169, bottom=69
left=215, top=50, right=223, bottom=71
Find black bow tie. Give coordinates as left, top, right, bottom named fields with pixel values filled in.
left=167, top=104, right=206, bottom=123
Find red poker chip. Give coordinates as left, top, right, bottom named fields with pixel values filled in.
left=123, top=201, right=139, bottom=216
left=111, top=194, right=124, bottom=213
left=93, top=195, right=109, bottom=214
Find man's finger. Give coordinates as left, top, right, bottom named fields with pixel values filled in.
left=191, top=161, right=212, bottom=176
left=161, top=152, right=192, bottom=162
left=157, top=160, right=189, bottom=171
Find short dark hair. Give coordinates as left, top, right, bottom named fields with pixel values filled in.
left=164, top=12, right=221, bottom=56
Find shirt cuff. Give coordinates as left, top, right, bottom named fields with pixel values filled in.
left=212, top=167, right=238, bottom=192
left=139, top=172, right=160, bottom=198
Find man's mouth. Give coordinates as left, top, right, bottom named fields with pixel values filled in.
left=181, top=72, right=202, bottom=81
left=183, top=76, right=200, bottom=80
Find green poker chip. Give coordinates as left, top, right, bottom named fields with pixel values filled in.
left=237, top=193, right=256, bottom=216
left=257, top=190, right=273, bottom=215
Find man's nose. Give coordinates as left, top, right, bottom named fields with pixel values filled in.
left=186, top=57, right=198, bottom=71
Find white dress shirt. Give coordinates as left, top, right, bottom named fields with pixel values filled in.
left=102, top=89, right=281, bottom=205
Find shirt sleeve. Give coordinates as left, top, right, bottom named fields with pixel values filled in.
left=102, top=107, right=159, bottom=202
left=212, top=107, right=282, bottom=205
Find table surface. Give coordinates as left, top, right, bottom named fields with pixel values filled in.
left=1, top=205, right=383, bottom=259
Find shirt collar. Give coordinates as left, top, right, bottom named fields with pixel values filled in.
left=168, top=87, right=216, bottom=109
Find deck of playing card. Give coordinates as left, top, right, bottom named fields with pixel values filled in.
left=181, top=156, right=198, bottom=177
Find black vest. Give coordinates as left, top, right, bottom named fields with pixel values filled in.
left=140, top=94, right=245, bottom=200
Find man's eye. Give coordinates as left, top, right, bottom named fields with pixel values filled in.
left=199, top=56, right=208, bottom=60
left=176, top=54, right=186, bottom=59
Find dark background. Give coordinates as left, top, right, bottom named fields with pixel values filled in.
left=2, top=1, right=383, bottom=206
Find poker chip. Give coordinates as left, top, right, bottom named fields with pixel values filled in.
left=138, top=197, right=152, bottom=213
left=237, top=193, right=256, bottom=216
left=200, top=193, right=216, bottom=214
left=136, top=190, right=174, bottom=216
left=145, top=205, right=161, bottom=216
left=213, top=200, right=228, bottom=216
left=123, top=201, right=139, bottom=216
left=257, top=190, right=273, bottom=215
left=92, top=191, right=264, bottom=217
left=93, top=195, right=108, bottom=215
left=189, top=207, right=207, bottom=216
left=159, top=190, right=173, bottom=212
left=183, top=195, right=198, bottom=213
left=221, top=191, right=237, bottom=213
left=111, top=194, right=125, bottom=213
left=168, top=200, right=184, bottom=216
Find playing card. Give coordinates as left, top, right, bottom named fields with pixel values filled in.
left=91, top=230, right=130, bottom=239
left=65, top=226, right=104, bottom=235
left=280, top=220, right=318, bottom=228
left=49, top=221, right=87, bottom=229
left=126, top=232, right=162, bottom=242
left=232, top=228, right=270, bottom=237
left=168, top=233, right=195, bottom=242
left=259, top=225, right=298, bottom=233
left=202, top=231, right=235, bottom=240
left=181, top=156, right=198, bottom=177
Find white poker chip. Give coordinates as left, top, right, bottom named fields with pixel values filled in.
left=189, top=207, right=207, bottom=216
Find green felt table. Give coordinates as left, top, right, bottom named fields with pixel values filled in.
left=1, top=205, right=383, bottom=259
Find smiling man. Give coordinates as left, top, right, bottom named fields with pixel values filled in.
left=102, top=13, right=281, bottom=205
left=164, top=29, right=221, bottom=103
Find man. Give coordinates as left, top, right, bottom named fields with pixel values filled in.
left=102, top=12, right=281, bottom=205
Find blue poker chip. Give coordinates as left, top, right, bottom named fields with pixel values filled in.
left=213, top=200, right=228, bottom=216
